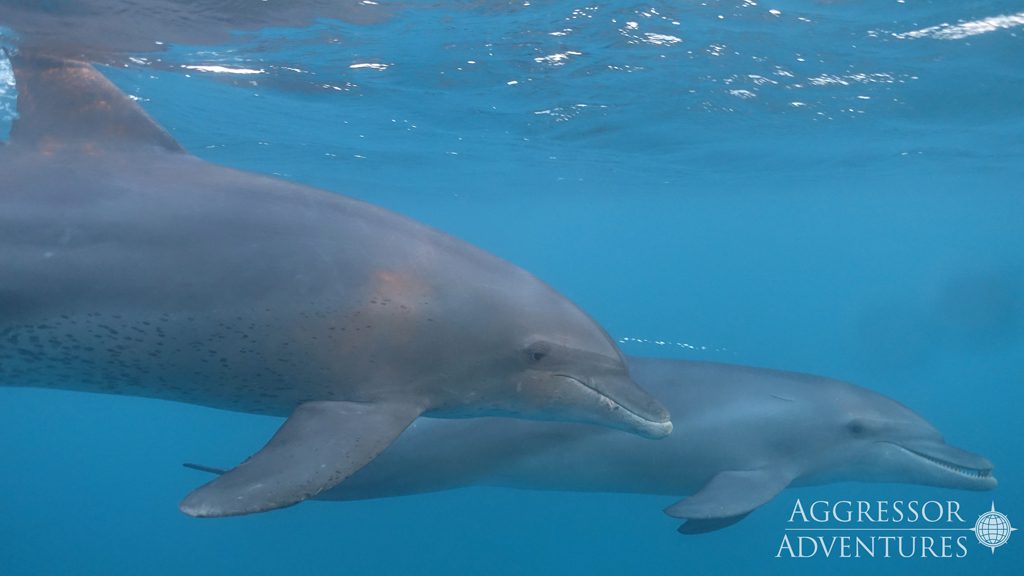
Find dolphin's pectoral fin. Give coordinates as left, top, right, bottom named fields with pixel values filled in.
left=179, top=400, right=423, bottom=517
left=664, top=468, right=792, bottom=521
left=676, top=513, right=752, bottom=535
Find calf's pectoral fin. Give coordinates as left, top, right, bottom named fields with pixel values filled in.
left=664, top=468, right=793, bottom=526
left=179, top=400, right=424, bottom=517
left=676, top=513, right=751, bottom=535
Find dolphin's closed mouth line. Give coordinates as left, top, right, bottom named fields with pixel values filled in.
left=556, top=373, right=670, bottom=427
left=892, top=444, right=993, bottom=479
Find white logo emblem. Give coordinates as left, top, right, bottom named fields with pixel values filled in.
left=970, top=502, right=1017, bottom=554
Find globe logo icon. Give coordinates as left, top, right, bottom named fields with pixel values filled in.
left=971, top=503, right=1017, bottom=554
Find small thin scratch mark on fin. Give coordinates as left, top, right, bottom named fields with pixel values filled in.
left=770, top=394, right=794, bottom=402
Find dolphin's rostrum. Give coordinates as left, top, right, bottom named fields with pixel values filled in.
left=0, top=52, right=671, bottom=517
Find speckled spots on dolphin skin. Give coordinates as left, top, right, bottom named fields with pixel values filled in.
left=0, top=301, right=438, bottom=415
left=0, top=310, right=329, bottom=414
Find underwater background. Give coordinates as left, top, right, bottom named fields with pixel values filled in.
left=1, top=1, right=1021, bottom=574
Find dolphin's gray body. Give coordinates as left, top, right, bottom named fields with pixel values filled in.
left=251, top=357, right=992, bottom=533
left=0, top=53, right=671, bottom=517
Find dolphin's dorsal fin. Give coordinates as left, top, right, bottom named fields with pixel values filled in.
left=6, top=50, right=184, bottom=153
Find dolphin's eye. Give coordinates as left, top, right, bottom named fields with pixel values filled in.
left=525, top=342, right=552, bottom=363
left=847, top=419, right=868, bottom=436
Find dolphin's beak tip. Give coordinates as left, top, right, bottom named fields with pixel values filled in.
left=643, top=419, right=673, bottom=439
left=661, top=420, right=674, bottom=436
left=179, top=494, right=215, bottom=518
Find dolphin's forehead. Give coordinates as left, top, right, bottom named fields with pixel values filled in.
left=393, top=231, right=623, bottom=363
left=493, top=272, right=622, bottom=361
left=785, top=378, right=943, bottom=446
left=836, top=381, right=933, bottom=424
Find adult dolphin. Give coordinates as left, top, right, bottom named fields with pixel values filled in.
left=193, top=357, right=993, bottom=533
left=0, top=52, right=671, bottom=517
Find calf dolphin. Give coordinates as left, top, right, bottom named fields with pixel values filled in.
left=196, top=357, right=992, bottom=533
left=0, top=52, right=671, bottom=517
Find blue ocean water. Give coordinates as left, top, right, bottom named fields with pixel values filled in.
left=1, top=1, right=1022, bottom=574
